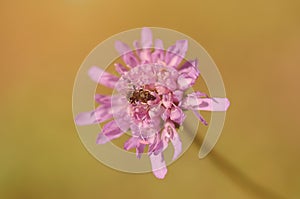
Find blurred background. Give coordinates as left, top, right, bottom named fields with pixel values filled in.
left=1, top=0, right=300, bottom=199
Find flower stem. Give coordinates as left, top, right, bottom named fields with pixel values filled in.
left=191, top=131, right=286, bottom=199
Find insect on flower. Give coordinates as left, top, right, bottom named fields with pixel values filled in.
left=126, top=85, right=156, bottom=105
left=75, top=27, right=230, bottom=179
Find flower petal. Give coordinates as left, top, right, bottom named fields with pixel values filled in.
left=170, top=131, right=182, bottom=160
left=161, top=108, right=170, bottom=121
left=136, top=143, right=146, bottom=159
left=115, top=41, right=140, bottom=67
left=170, top=106, right=185, bottom=125
left=94, top=94, right=111, bottom=104
left=180, top=59, right=199, bottom=73
left=114, top=63, right=128, bottom=75
left=165, top=40, right=188, bottom=68
left=177, top=59, right=200, bottom=90
left=141, top=27, right=153, bottom=49
left=192, top=110, right=208, bottom=125
left=172, top=90, right=183, bottom=102
left=93, top=105, right=113, bottom=123
left=151, top=39, right=165, bottom=63
left=150, top=153, right=167, bottom=179
left=123, top=54, right=140, bottom=67
left=75, top=104, right=113, bottom=126
left=88, top=66, right=119, bottom=88
left=96, top=120, right=124, bottom=144
left=124, top=137, right=139, bottom=151
left=75, top=110, right=97, bottom=126
left=177, top=74, right=195, bottom=90
left=181, top=94, right=230, bottom=111
left=115, top=40, right=131, bottom=55
left=148, top=134, right=163, bottom=156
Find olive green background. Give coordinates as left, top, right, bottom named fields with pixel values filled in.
left=1, top=1, right=299, bottom=199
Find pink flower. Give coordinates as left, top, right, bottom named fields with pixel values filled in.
left=75, top=28, right=230, bottom=179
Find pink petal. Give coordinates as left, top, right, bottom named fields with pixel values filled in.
left=165, top=40, right=188, bottom=68
left=199, top=98, right=230, bottom=111
left=88, top=66, right=119, bottom=88
left=141, top=27, right=153, bottom=49
left=115, top=40, right=131, bottom=55
left=93, top=105, right=113, bottom=123
left=179, top=59, right=200, bottom=79
left=114, top=63, right=128, bottom=75
left=181, top=94, right=230, bottom=111
left=133, top=40, right=142, bottom=58
left=75, top=110, right=97, bottom=126
left=148, top=134, right=163, bottom=156
left=180, top=59, right=199, bottom=71
left=133, top=28, right=153, bottom=63
left=170, top=106, right=185, bottom=125
left=150, top=153, right=167, bottom=179
left=96, top=120, right=124, bottom=144
left=151, top=39, right=165, bottom=63
left=170, top=131, right=182, bottom=160
left=140, top=50, right=152, bottom=63
left=161, top=93, right=173, bottom=108
left=124, top=137, right=139, bottom=150
left=192, top=110, right=208, bottom=125
left=75, top=104, right=113, bottom=126
left=177, top=59, right=200, bottom=90
left=123, top=53, right=140, bottom=67
left=164, top=45, right=176, bottom=64
left=161, top=108, right=170, bottom=121
left=154, top=39, right=164, bottom=49
left=172, top=90, right=183, bottom=102
left=115, top=41, right=139, bottom=67
left=94, top=94, right=111, bottom=104
left=136, top=143, right=146, bottom=159
left=177, top=74, right=195, bottom=90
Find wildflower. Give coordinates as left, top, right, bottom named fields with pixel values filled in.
left=75, top=28, right=230, bottom=179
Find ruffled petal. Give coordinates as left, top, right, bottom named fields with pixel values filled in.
left=177, top=59, right=200, bottom=90
left=161, top=108, right=170, bottom=121
left=150, top=153, right=167, bottom=179
left=96, top=120, right=124, bottom=144
left=88, top=66, right=119, bottom=88
left=177, top=74, right=195, bottom=90
left=172, top=90, right=183, bottom=102
left=170, top=106, right=185, bottom=125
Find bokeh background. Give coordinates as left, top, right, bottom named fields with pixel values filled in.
left=1, top=0, right=300, bottom=199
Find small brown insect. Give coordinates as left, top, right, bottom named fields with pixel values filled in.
left=127, top=86, right=156, bottom=104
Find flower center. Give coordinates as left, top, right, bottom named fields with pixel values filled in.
left=112, top=63, right=179, bottom=140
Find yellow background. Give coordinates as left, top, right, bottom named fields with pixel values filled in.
left=1, top=0, right=299, bottom=199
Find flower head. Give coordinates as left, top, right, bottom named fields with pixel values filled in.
left=75, top=27, right=230, bottom=179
